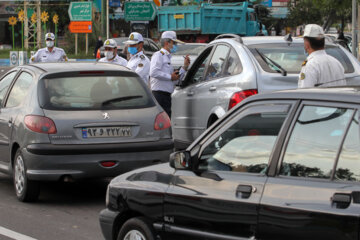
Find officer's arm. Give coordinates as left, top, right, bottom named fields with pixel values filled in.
left=302, top=64, right=319, bottom=88
left=135, top=60, right=150, bottom=83
left=150, top=53, right=171, bottom=81
left=29, top=51, right=39, bottom=63
left=62, top=51, right=68, bottom=62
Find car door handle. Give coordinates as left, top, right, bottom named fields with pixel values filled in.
left=209, top=86, right=217, bottom=92
left=187, top=91, right=194, bottom=96
left=236, top=185, right=255, bottom=199
left=331, top=193, right=351, bottom=209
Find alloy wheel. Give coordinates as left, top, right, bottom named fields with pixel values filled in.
left=123, top=230, right=146, bottom=240
left=14, top=154, right=25, bottom=195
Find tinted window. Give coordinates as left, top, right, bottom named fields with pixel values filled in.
left=40, top=76, right=154, bottom=110
left=224, top=49, right=242, bottom=76
left=184, top=47, right=213, bottom=86
left=199, top=109, right=288, bottom=173
left=204, top=45, right=230, bottom=80
left=6, top=72, right=33, bottom=108
left=0, top=71, right=17, bottom=106
left=280, top=106, right=354, bottom=179
left=336, top=112, right=360, bottom=181
left=248, top=43, right=354, bottom=74
left=172, top=44, right=206, bottom=56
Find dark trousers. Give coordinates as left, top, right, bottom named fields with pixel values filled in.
left=152, top=90, right=172, bottom=118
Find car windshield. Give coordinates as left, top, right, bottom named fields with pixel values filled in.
left=113, top=37, right=128, bottom=49
left=39, top=75, right=154, bottom=110
left=248, top=43, right=354, bottom=74
left=172, top=44, right=207, bottom=56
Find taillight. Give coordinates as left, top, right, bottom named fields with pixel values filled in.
left=228, top=89, right=258, bottom=110
left=24, top=115, right=57, bottom=134
left=154, top=112, right=171, bottom=130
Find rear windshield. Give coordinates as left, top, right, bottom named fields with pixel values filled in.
left=39, top=75, right=154, bottom=110
left=248, top=43, right=354, bottom=74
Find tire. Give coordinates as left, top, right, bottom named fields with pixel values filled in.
left=13, top=149, right=40, bottom=202
left=117, top=217, right=155, bottom=240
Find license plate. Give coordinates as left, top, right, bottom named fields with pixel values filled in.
left=82, top=127, right=132, bottom=138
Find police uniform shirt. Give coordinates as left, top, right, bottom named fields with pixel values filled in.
left=30, top=47, right=67, bottom=63
left=99, top=55, right=128, bottom=67
left=150, top=48, right=186, bottom=93
left=298, top=50, right=346, bottom=88
left=127, top=51, right=150, bottom=85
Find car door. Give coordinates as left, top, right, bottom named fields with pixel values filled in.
left=258, top=101, right=360, bottom=240
left=0, top=71, right=34, bottom=169
left=0, top=70, right=18, bottom=167
left=171, top=45, right=214, bottom=148
left=164, top=100, right=296, bottom=240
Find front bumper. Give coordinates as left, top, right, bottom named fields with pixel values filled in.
left=99, top=208, right=120, bottom=240
left=23, top=139, right=173, bottom=181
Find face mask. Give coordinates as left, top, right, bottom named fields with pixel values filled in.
left=128, top=47, right=138, bottom=55
left=46, top=40, right=54, bottom=48
left=170, top=44, right=178, bottom=53
left=304, top=48, right=309, bottom=57
left=105, top=50, right=114, bottom=60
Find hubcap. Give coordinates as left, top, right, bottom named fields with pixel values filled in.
left=14, top=155, right=25, bottom=195
left=124, top=230, right=146, bottom=240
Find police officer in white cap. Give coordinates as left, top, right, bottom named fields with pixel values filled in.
left=124, top=32, right=150, bottom=85
left=150, top=31, right=190, bottom=118
left=98, top=39, right=127, bottom=66
left=299, top=24, right=345, bottom=88
left=30, top=32, right=68, bottom=63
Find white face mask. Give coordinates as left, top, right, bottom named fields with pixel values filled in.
left=105, top=50, right=114, bottom=60
left=46, top=40, right=54, bottom=48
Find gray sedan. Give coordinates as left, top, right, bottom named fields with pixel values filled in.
left=0, top=62, right=173, bottom=202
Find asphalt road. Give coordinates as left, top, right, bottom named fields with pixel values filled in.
left=0, top=173, right=109, bottom=240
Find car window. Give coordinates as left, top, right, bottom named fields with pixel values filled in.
left=143, top=40, right=151, bottom=52
left=149, top=41, right=159, bottom=52
left=223, top=49, right=242, bottom=76
left=172, top=44, right=206, bottom=56
left=0, top=71, right=17, bottom=106
left=199, top=105, right=289, bottom=174
left=248, top=43, right=354, bottom=74
left=204, top=45, right=230, bottom=80
left=335, top=111, right=360, bottom=182
left=6, top=72, right=33, bottom=108
left=40, top=75, right=155, bottom=110
left=280, top=105, right=354, bottom=179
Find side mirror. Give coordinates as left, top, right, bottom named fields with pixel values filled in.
left=169, top=151, right=191, bottom=169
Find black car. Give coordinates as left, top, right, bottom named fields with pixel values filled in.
left=100, top=87, right=360, bottom=240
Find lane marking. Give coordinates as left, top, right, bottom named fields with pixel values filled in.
left=0, top=226, right=37, bottom=240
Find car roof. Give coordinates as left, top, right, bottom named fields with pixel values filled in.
left=21, top=62, right=132, bottom=74
left=211, top=36, right=338, bottom=47
left=243, top=87, right=360, bottom=105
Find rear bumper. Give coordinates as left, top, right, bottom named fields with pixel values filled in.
left=26, top=139, right=174, bottom=155
left=99, top=208, right=120, bottom=240
left=23, top=139, right=173, bottom=181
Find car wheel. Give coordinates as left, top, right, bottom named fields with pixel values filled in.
left=13, top=149, right=40, bottom=202
left=117, top=217, right=155, bottom=240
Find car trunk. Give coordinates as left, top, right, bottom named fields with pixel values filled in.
left=44, top=106, right=161, bottom=145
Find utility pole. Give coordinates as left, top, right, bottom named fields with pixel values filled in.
left=101, top=0, right=106, bottom=39
left=24, top=0, right=28, bottom=49
left=36, top=0, right=41, bottom=48
left=352, top=0, right=357, bottom=57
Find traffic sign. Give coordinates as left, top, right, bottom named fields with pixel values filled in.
left=68, top=2, right=92, bottom=21
left=10, top=51, right=18, bottom=67
left=124, top=2, right=157, bottom=21
left=68, top=21, right=92, bottom=33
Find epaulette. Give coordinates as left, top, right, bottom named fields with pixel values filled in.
left=140, top=55, right=145, bottom=60
left=302, top=60, right=307, bottom=66
left=160, top=51, right=164, bottom=55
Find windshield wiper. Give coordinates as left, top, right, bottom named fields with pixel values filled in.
left=255, top=48, right=287, bottom=76
left=101, top=95, right=143, bottom=106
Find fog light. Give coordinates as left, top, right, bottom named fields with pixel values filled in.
left=100, top=161, right=117, bottom=167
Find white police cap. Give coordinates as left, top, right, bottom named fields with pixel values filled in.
left=45, top=32, right=55, bottom=41
left=161, top=31, right=184, bottom=44
left=303, top=24, right=325, bottom=38
left=124, top=32, right=144, bottom=45
left=103, top=39, right=117, bottom=48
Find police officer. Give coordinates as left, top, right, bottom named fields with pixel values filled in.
left=299, top=24, right=345, bottom=88
left=124, top=32, right=150, bottom=85
left=30, top=32, right=67, bottom=63
left=150, top=31, right=190, bottom=118
left=98, top=39, right=127, bottom=66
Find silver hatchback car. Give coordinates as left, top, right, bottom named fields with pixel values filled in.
left=0, top=62, right=173, bottom=202
left=172, top=35, right=360, bottom=149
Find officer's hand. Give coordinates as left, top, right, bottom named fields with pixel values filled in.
left=171, top=71, right=180, bottom=81
left=183, top=55, right=190, bottom=70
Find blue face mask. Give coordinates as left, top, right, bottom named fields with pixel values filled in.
left=304, top=48, right=309, bottom=57
left=128, top=47, right=138, bottom=55
left=170, top=44, right=178, bottom=53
